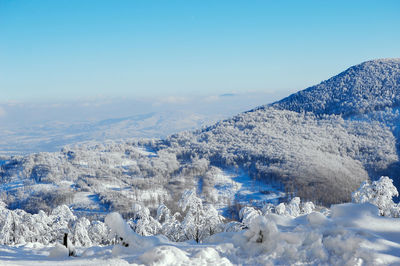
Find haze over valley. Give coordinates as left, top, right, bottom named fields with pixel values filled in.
left=0, top=92, right=286, bottom=155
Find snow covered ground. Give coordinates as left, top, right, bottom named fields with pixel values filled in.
left=1, top=202, right=400, bottom=265
left=210, top=168, right=284, bottom=214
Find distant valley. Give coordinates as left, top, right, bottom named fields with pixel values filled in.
left=0, top=92, right=284, bottom=155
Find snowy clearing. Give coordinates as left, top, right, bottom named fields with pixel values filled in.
left=209, top=168, right=284, bottom=214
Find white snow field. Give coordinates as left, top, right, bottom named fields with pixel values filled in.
left=1, top=202, right=400, bottom=265
left=208, top=168, right=284, bottom=215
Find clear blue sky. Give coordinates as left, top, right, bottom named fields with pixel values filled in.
left=1, top=0, right=399, bottom=102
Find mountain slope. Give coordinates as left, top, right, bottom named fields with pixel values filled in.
left=1, top=59, right=400, bottom=215
left=164, top=106, right=396, bottom=204
left=272, top=59, right=400, bottom=116
left=269, top=58, right=400, bottom=190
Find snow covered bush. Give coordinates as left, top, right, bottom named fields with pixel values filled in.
left=286, top=197, right=301, bottom=217
left=244, top=215, right=278, bottom=245
left=352, top=176, right=400, bottom=217
left=105, top=212, right=143, bottom=250
left=105, top=212, right=169, bottom=256
left=302, top=201, right=316, bottom=215
left=259, top=197, right=315, bottom=218
left=239, top=206, right=261, bottom=227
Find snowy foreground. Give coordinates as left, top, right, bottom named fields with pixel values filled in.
left=1, top=203, right=400, bottom=265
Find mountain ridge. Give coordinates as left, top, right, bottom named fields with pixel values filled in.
left=270, top=58, right=400, bottom=117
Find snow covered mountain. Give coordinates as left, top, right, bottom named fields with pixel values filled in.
left=1, top=59, right=400, bottom=216
left=159, top=59, right=400, bottom=205
left=272, top=59, right=400, bottom=116
left=271, top=58, right=400, bottom=192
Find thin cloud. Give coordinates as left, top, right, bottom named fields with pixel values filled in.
left=153, top=96, right=189, bottom=106
left=0, top=106, right=6, bottom=117
left=203, top=95, right=220, bottom=102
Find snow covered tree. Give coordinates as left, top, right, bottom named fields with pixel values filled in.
left=157, top=204, right=183, bottom=242
left=222, top=221, right=247, bottom=232
left=352, top=176, right=400, bottom=217
left=261, top=203, right=275, bottom=216
left=0, top=211, right=18, bottom=244
left=260, top=197, right=315, bottom=218
left=129, top=203, right=160, bottom=236
left=71, top=217, right=92, bottom=247
left=49, top=205, right=77, bottom=243
left=239, top=206, right=261, bottom=227
left=88, top=220, right=110, bottom=245
left=301, top=201, right=315, bottom=215
left=275, top=203, right=286, bottom=215
left=286, top=197, right=301, bottom=217
left=0, top=203, right=112, bottom=246
left=179, top=189, right=205, bottom=242
left=202, top=204, right=224, bottom=237
left=179, top=189, right=224, bottom=243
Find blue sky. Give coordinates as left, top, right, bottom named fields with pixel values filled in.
left=1, top=0, right=399, bottom=102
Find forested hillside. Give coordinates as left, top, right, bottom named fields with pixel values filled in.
left=1, top=59, right=400, bottom=216
left=272, top=59, right=400, bottom=116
